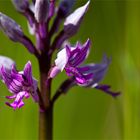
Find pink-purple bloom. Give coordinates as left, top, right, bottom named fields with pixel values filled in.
left=50, top=39, right=101, bottom=85
left=50, top=39, right=91, bottom=84
left=0, top=60, right=38, bottom=109
left=50, top=40, right=120, bottom=97
left=49, top=39, right=91, bottom=83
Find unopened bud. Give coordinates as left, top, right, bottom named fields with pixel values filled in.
left=58, top=0, right=75, bottom=18
left=49, top=0, right=55, bottom=18
left=0, top=12, right=24, bottom=42
left=12, top=0, right=29, bottom=12
left=35, top=0, right=49, bottom=22
left=64, top=1, right=90, bottom=37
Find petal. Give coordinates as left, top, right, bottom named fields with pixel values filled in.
left=35, top=0, right=49, bottom=22
left=7, top=91, right=26, bottom=109
left=1, top=65, right=24, bottom=94
left=14, top=91, right=26, bottom=103
left=78, top=55, right=111, bottom=87
left=0, top=56, right=15, bottom=78
left=11, top=66, right=23, bottom=83
left=23, top=61, right=33, bottom=84
left=64, top=1, right=90, bottom=26
left=66, top=44, right=71, bottom=53
left=49, top=0, right=55, bottom=18
left=65, top=67, right=88, bottom=84
left=75, top=77, right=86, bottom=84
left=24, top=92, right=30, bottom=98
left=17, top=101, right=24, bottom=108
left=6, top=100, right=24, bottom=110
left=55, top=48, right=69, bottom=71
left=95, top=84, right=121, bottom=98
left=6, top=94, right=17, bottom=99
left=64, top=1, right=90, bottom=37
left=49, top=66, right=61, bottom=78
left=71, top=39, right=90, bottom=66
left=31, top=78, right=39, bottom=102
left=0, top=66, right=12, bottom=87
left=27, top=22, right=35, bottom=35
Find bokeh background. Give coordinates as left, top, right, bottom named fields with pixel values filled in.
left=0, top=0, right=140, bottom=139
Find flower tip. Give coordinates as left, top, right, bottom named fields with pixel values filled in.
left=112, top=92, right=121, bottom=98
left=5, top=102, right=16, bottom=110
left=35, top=0, right=49, bottom=22
left=24, top=61, right=32, bottom=72
left=49, top=66, right=61, bottom=78
left=82, top=0, right=90, bottom=12
left=88, top=0, right=91, bottom=5
left=64, top=0, right=90, bottom=27
left=27, top=61, right=32, bottom=66
left=85, top=38, right=91, bottom=47
left=102, top=54, right=111, bottom=65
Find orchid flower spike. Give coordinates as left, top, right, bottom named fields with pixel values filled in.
left=0, top=60, right=38, bottom=110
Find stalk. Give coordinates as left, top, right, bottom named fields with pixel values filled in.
left=39, top=105, right=53, bottom=140
left=38, top=54, right=53, bottom=140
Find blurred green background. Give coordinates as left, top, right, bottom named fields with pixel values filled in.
left=0, top=0, right=140, bottom=139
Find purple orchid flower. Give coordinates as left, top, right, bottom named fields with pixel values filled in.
left=50, top=39, right=92, bottom=84
left=0, top=60, right=38, bottom=109
left=50, top=40, right=120, bottom=97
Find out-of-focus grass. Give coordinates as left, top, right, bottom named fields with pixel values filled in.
left=0, top=0, right=140, bottom=140
left=122, top=1, right=140, bottom=139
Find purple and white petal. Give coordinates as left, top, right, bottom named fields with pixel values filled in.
left=0, top=56, right=15, bottom=79
left=27, top=22, right=35, bottom=35
left=49, top=0, right=55, bottom=18
left=35, top=0, right=49, bottom=22
left=64, top=1, right=90, bottom=26
left=5, top=91, right=27, bottom=110
left=49, top=66, right=61, bottom=78
left=23, top=61, right=33, bottom=84
left=69, top=39, right=90, bottom=66
left=55, top=47, right=69, bottom=71
left=64, top=1, right=90, bottom=37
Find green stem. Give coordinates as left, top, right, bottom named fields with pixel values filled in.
left=38, top=54, right=53, bottom=140
left=39, top=105, right=53, bottom=140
